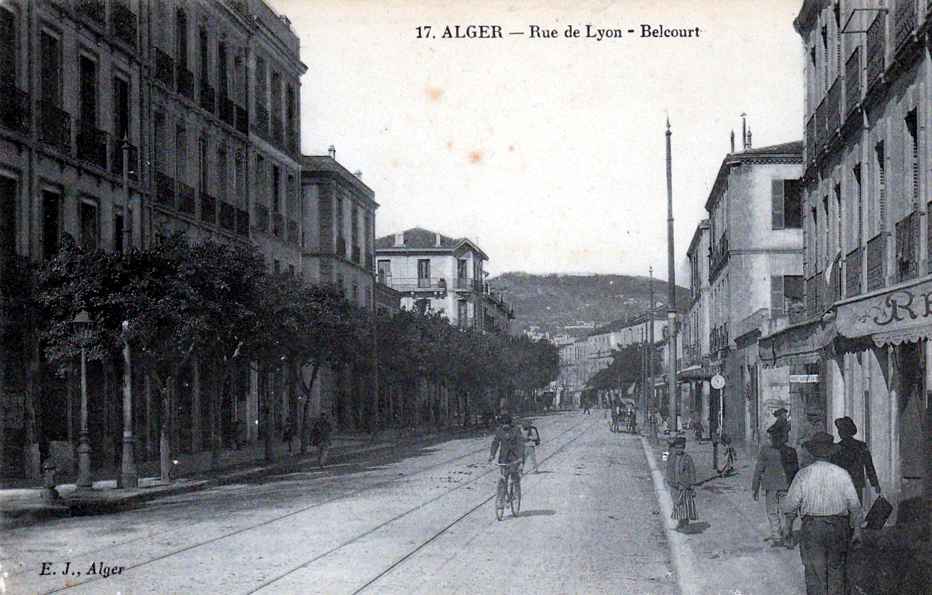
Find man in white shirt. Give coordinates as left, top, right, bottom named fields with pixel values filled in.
left=784, top=431, right=863, bottom=595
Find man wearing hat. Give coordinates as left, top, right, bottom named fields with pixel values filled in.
left=752, top=424, right=799, bottom=547
left=784, top=431, right=863, bottom=595
left=769, top=407, right=791, bottom=438
left=830, top=416, right=880, bottom=504
left=665, top=436, right=697, bottom=530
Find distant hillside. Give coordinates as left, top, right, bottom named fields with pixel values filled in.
left=489, top=272, right=690, bottom=338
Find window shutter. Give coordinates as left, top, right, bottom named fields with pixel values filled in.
left=772, top=180, right=785, bottom=230
left=770, top=275, right=784, bottom=316
left=0, top=8, right=14, bottom=85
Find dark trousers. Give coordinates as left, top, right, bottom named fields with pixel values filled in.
left=800, top=515, right=849, bottom=595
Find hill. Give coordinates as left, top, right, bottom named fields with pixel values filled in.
left=489, top=272, right=690, bottom=338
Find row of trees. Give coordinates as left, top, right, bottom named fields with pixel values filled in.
left=4, top=234, right=558, bottom=480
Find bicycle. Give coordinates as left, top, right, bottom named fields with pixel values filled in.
left=494, top=461, right=522, bottom=520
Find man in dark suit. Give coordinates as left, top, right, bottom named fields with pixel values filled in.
left=831, top=416, right=880, bottom=504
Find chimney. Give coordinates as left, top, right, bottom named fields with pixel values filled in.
left=328, top=145, right=336, bottom=159
left=394, top=232, right=404, bottom=247
left=740, top=113, right=748, bottom=150
left=353, top=170, right=363, bottom=178
left=434, top=233, right=442, bottom=247
left=730, top=130, right=735, bottom=153
left=746, top=127, right=753, bottom=149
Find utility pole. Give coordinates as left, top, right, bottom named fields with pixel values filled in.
left=665, top=116, right=679, bottom=434
left=648, top=267, right=656, bottom=444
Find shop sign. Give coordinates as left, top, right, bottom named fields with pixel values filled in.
left=710, top=374, right=725, bottom=390
left=837, top=278, right=932, bottom=344
left=789, top=374, right=819, bottom=383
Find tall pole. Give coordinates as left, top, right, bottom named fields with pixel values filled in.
left=122, top=136, right=131, bottom=252
left=121, top=321, right=138, bottom=488
left=640, top=324, right=647, bottom=435
left=665, top=117, right=679, bottom=434
left=76, top=344, right=92, bottom=489
left=648, top=268, right=656, bottom=443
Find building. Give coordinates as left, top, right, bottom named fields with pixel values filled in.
left=761, top=0, right=932, bottom=529
left=679, top=220, right=713, bottom=432
left=704, top=139, right=804, bottom=445
left=374, top=227, right=514, bottom=333
left=0, top=0, right=306, bottom=477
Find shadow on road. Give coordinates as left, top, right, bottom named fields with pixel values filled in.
left=516, top=509, right=556, bottom=517
left=677, top=521, right=710, bottom=535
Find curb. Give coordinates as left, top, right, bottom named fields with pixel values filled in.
left=639, top=435, right=701, bottom=595
left=1, top=502, right=72, bottom=529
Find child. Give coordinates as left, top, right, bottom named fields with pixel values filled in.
left=665, top=436, right=697, bottom=530
left=718, top=433, right=737, bottom=477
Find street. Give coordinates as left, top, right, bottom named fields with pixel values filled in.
left=2, top=413, right=676, bottom=594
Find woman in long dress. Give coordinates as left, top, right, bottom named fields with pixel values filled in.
left=665, top=436, right=697, bottom=530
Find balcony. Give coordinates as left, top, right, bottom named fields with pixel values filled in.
left=351, top=245, right=361, bottom=264
left=709, top=233, right=729, bottom=277
left=254, top=102, right=269, bottom=139
left=155, top=48, right=175, bottom=89
left=200, top=192, right=216, bottom=224
left=388, top=277, right=449, bottom=293
left=75, top=0, right=105, bottom=28
left=38, top=101, right=71, bottom=154
left=219, top=202, right=236, bottom=231
left=455, top=277, right=475, bottom=290
left=199, top=82, right=216, bottom=113
left=287, top=219, right=299, bottom=245
left=826, top=78, right=841, bottom=138
left=220, top=96, right=235, bottom=127
left=806, top=116, right=815, bottom=163
left=336, top=236, right=347, bottom=257
left=76, top=122, right=108, bottom=170
left=177, top=181, right=195, bottom=215
left=894, top=0, right=918, bottom=51
left=895, top=210, right=919, bottom=283
left=866, top=233, right=886, bottom=292
left=110, top=137, right=139, bottom=180
left=845, top=246, right=863, bottom=298
left=155, top=171, right=175, bottom=207
left=846, top=47, right=861, bottom=115
left=235, top=104, right=249, bottom=134
left=272, top=212, right=284, bottom=238
left=0, top=83, right=29, bottom=135
left=806, top=273, right=823, bottom=319
left=236, top=208, right=250, bottom=236
left=271, top=115, right=284, bottom=147
left=866, top=12, right=886, bottom=89
left=254, top=203, right=269, bottom=232
left=176, top=65, right=194, bottom=100
left=111, top=0, right=137, bottom=47
left=710, top=323, right=729, bottom=352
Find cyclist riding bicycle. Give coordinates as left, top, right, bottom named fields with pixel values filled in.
left=489, top=414, right=525, bottom=479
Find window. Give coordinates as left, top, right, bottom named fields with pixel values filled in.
left=39, top=30, right=60, bottom=106
left=0, top=176, right=16, bottom=260
left=810, top=206, right=818, bottom=274
left=377, top=259, right=391, bottom=284
left=417, top=259, right=430, bottom=280
left=352, top=283, right=358, bottom=303
left=255, top=56, right=266, bottom=103
left=271, top=165, right=280, bottom=212
left=273, top=259, right=280, bottom=274
left=79, top=55, right=97, bottom=126
left=772, top=179, right=802, bottom=229
left=198, top=26, right=208, bottom=83
left=234, top=151, right=245, bottom=204
left=457, top=259, right=467, bottom=279
left=79, top=200, right=99, bottom=251
left=351, top=204, right=359, bottom=246
left=337, top=273, right=345, bottom=296
left=853, top=164, right=863, bottom=248
left=256, top=155, right=265, bottom=199
left=113, top=210, right=124, bottom=253
left=217, top=147, right=227, bottom=200
left=42, top=189, right=60, bottom=259
left=113, top=76, right=130, bottom=140
left=217, top=40, right=227, bottom=97
left=336, top=194, right=344, bottom=237
left=199, top=137, right=208, bottom=191
left=834, top=184, right=842, bottom=258
left=771, top=275, right=804, bottom=316
left=175, top=125, right=187, bottom=180
left=906, top=110, right=918, bottom=208
left=271, top=70, right=281, bottom=113
left=175, top=7, right=187, bottom=67
left=0, top=7, right=15, bottom=86
left=458, top=300, right=468, bottom=326
left=288, top=264, right=295, bottom=276
left=822, top=196, right=829, bottom=268
left=875, top=141, right=885, bottom=235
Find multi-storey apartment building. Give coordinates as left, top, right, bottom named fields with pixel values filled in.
left=680, top=220, right=713, bottom=433
left=0, top=0, right=306, bottom=477
left=762, top=0, right=932, bottom=529
left=374, top=227, right=514, bottom=333
left=705, top=140, right=804, bottom=445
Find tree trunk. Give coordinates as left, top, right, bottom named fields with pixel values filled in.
left=159, top=384, right=171, bottom=482
left=299, top=364, right=320, bottom=454
left=210, top=365, right=223, bottom=470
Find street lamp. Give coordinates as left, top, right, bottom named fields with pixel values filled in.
left=72, top=310, right=94, bottom=489
left=120, top=320, right=138, bottom=488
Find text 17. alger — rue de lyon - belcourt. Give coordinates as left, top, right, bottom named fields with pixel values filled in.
left=530, top=24, right=701, bottom=41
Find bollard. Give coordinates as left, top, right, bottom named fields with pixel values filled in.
left=42, top=462, right=60, bottom=502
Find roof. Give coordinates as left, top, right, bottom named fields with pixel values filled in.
left=687, top=219, right=710, bottom=257
left=301, top=155, right=376, bottom=203
left=374, top=227, right=489, bottom=259
left=589, top=312, right=667, bottom=337
left=704, top=141, right=803, bottom=212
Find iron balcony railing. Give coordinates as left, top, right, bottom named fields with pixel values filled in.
left=287, top=219, right=299, bottom=245
left=220, top=96, right=235, bottom=127
left=866, top=233, right=886, bottom=292
left=176, top=65, right=194, bottom=100
left=155, top=48, right=175, bottom=88
left=845, top=246, right=863, bottom=298
left=76, top=122, right=108, bottom=169
left=75, top=0, right=105, bottom=27
left=827, top=78, right=841, bottom=137
left=895, top=210, right=920, bottom=283
left=200, top=191, right=216, bottom=224
left=254, top=102, right=269, bottom=139
left=199, top=82, right=216, bottom=113
left=846, top=47, right=861, bottom=115
left=236, top=208, right=250, bottom=236
left=866, top=12, right=886, bottom=88
left=235, top=104, right=249, bottom=134
left=388, top=277, right=449, bottom=292
left=894, top=0, right=918, bottom=51
left=155, top=171, right=175, bottom=207
left=110, top=137, right=139, bottom=180
left=38, top=101, right=71, bottom=154
left=254, top=203, right=269, bottom=232
left=272, top=212, right=284, bottom=238
left=219, top=202, right=236, bottom=231
left=177, top=181, right=195, bottom=215
left=0, top=83, right=29, bottom=135
left=111, top=0, right=137, bottom=47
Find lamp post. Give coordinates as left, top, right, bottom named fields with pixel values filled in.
left=72, top=310, right=94, bottom=489
left=120, top=320, right=138, bottom=488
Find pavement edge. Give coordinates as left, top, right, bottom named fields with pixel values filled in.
left=639, top=436, right=701, bottom=595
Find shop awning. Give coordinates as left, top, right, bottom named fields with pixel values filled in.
left=835, top=277, right=932, bottom=347
left=677, top=365, right=714, bottom=380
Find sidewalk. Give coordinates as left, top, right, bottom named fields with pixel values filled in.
left=641, top=432, right=806, bottom=595
left=1, top=425, right=485, bottom=529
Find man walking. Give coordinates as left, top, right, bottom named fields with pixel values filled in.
left=784, top=431, right=863, bottom=595
left=831, top=416, right=880, bottom=504
left=753, top=426, right=799, bottom=547
left=522, top=420, right=540, bottom=473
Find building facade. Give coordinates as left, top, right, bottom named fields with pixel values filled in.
left=680, top=220, right=713, bottom=433
left=374, top=227, right=514, bottom=333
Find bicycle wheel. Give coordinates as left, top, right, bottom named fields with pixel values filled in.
left=495, top=479, right=505, bottom=521
left=510, top=476, right=521, bottom=517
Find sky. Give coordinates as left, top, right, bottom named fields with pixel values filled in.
left=272, top=0, right=804, bottom=283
